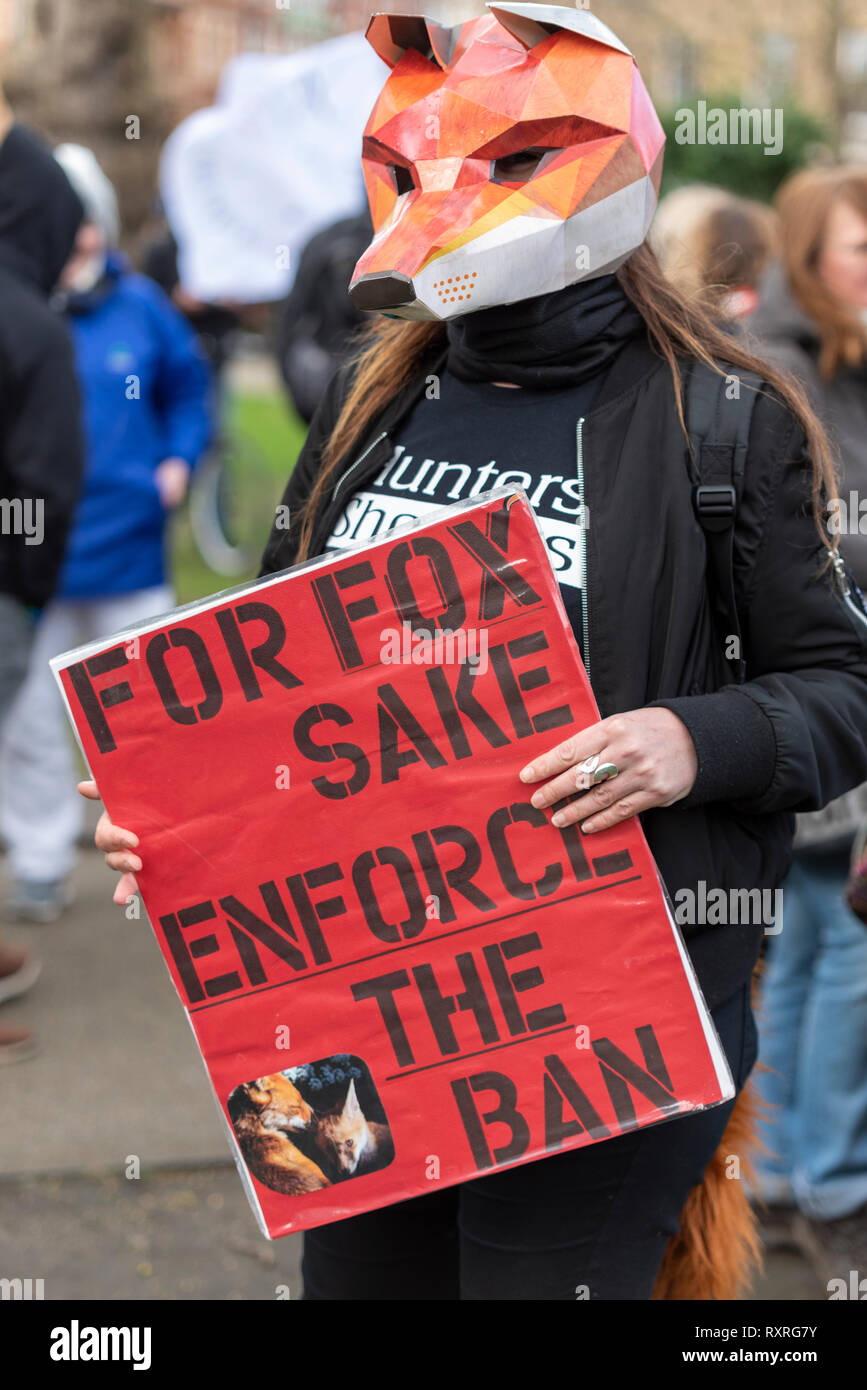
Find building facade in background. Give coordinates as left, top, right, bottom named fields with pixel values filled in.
left=605, top=0, right=867, bottom=157
left=0, top=0, right=864, bottom=239
left=1, top=0, right=863, bottom=131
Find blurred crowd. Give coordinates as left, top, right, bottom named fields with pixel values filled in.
left=650, top=168, right=867, bottom=1281
left=0, top=74, right=865, bottom=1289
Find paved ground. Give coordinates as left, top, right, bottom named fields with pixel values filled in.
left=0, top=1161, right=824, bottom=1302
left=0, top=840, right=826, bottom=1301
left=0, top=1166, right=303, bottom=1301
left=0, top=838, right=227, bottom=1176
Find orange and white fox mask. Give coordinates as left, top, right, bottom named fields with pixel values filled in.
left=350, top=3, right=664, bottom=321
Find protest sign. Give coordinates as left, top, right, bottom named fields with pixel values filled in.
left=52, top=489, right=732, bottom=1238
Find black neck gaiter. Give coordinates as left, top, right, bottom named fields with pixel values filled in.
left=445, top=272, right=644, bottom=389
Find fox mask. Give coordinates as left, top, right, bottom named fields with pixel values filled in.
left=349, top=3, right=665, bottom=321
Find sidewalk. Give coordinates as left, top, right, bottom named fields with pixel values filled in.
left=0, top=843, right=304, bottom=1298
left=0, top=845, right=227, bottom=1174
left=0, top=1166, right=302, bottom=1300
left=0, top=844, right=824, bottom=1300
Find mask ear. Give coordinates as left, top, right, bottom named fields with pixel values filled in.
left=366, top=13, right=458, bottom=70
left=488, top=3, right=631, bottom=57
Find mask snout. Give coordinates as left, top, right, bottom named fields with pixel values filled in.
left=349, top=270, right=416, bottom=312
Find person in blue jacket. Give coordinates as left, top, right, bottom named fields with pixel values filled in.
left=0, top=144, right=213, bottom=922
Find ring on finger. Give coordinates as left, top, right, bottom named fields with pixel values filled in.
left=593, top=762, right=619, bottom=785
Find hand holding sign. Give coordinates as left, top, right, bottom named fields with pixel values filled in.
left=78, top=779, right=140, bottom=905
left=520, top=708, right=698, bottom=834
left=79, top=703, right=699, bottom=909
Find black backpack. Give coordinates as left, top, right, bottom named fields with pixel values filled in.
left=684, top=363, right=867, bottom=677
left=684, top=361, right=763, bottom=684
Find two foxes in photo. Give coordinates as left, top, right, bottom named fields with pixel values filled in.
left=229, top=1069, right=393, bottom=1197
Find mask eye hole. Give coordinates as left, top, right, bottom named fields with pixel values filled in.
left=389, top=164, right=416, bottom=196
left=491, top=147, right=556, bottom=184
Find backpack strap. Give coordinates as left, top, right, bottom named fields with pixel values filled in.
left=684, top=362, right=763, bottom=684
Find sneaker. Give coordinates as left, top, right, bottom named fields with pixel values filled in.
left=0, top=1023, right=38, bottom=1064
left=0, top=950, right=41, bottom=1004
left=4, top=878, right=74, bottom=924
left=793, top=1207, right=867, bottom=1286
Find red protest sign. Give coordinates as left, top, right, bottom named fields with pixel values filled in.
left=53, top=489, right=732, bottom=1238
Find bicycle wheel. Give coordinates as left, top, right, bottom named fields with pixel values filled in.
left=189, top=429, right=279, bottom=577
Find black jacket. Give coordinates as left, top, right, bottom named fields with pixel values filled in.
left=274, top=209, right=373, bottom=424
left=0, top=125, right=84, bottom=608
left=259, top=330, right=867, bottom=1009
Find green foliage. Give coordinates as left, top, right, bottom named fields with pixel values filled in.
left=232, top=390, right=307, bottom=481
left=658, top=95, right=830, bottom=202
left=171, top=389, right=306, bottom=605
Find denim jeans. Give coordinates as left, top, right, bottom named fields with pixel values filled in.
left=755, top=850, right=867, bottom=1220
left=302, top=983, right=757, bottom=1300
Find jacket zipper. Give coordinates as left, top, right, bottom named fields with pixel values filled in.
left=829, top=548, right=867, bottom=636
left=577, top=417, right=590, bottom=680
left=332, top=430, right=390, bottom=502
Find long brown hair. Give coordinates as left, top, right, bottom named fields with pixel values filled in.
left=774, top=165, right=867, bottom=379
left=296, top=241, right=837, bottom=563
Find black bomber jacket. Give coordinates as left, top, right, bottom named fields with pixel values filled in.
left=259, top=330, right=867, bottom=1009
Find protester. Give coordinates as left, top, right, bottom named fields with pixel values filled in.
left=748, top=165, right=867, bottom=1276
left=142, top=226, right=240, bottom=381
left=274, top=206, right=373, bottom=422
left=82, top=10, right=867, bottom=1300
left=0, top=105, right=85, bottom=1060
left=651, top=183, right=778, bottom=320
left=0, top=144, right=213, bottom=925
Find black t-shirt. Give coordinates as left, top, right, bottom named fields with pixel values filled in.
left=323, top=368, right=603, bottom=658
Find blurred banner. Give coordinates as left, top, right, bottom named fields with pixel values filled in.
left=159, top=31, right=386, bottom=303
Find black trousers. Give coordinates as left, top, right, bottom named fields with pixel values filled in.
left=302, top=985, right=758, bottom=1300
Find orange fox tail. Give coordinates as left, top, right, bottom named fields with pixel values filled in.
left=652, top=1081, right=765, bottom=1300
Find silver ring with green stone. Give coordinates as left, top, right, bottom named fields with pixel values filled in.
left=593, top=762, right=619, bottom=784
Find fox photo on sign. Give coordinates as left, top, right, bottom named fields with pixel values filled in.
left=52, top=490, right=732, bottom=1239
